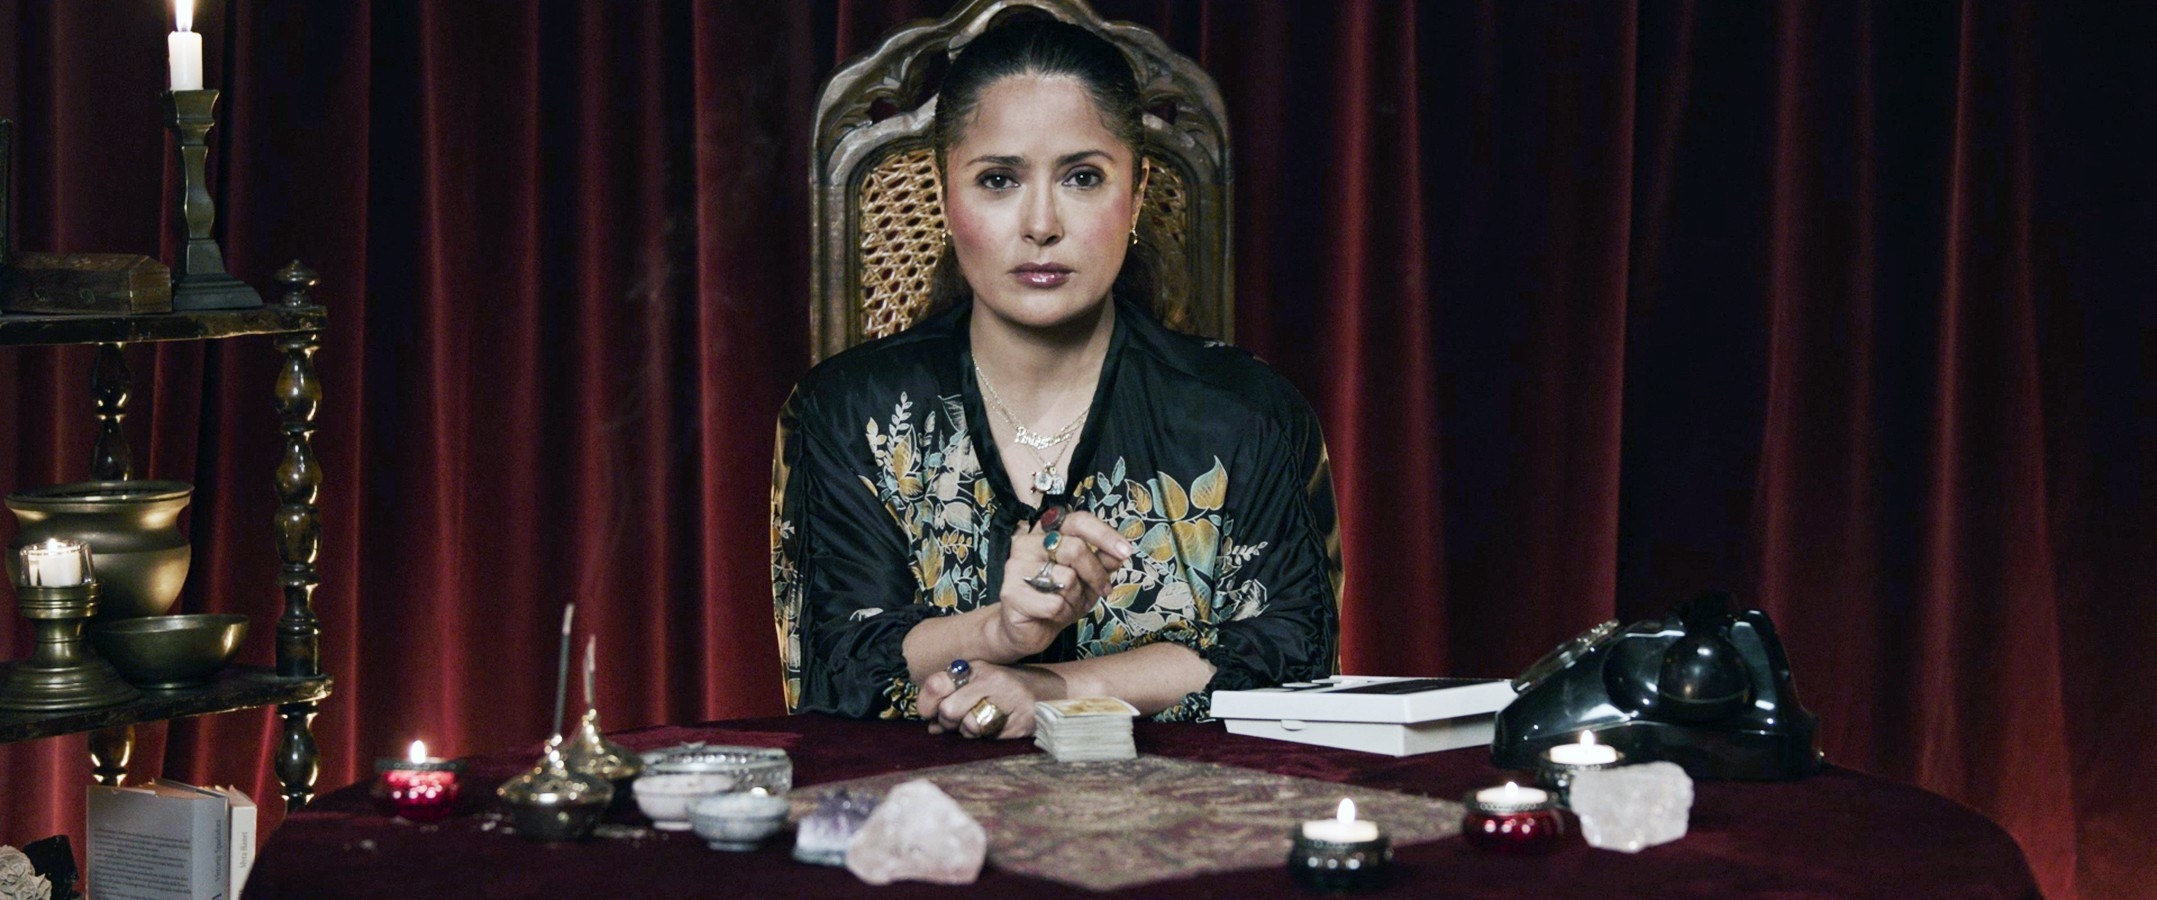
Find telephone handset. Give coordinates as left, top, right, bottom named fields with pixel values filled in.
left=1493, top=591, right=1822, bottom=780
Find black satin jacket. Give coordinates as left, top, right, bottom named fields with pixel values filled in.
left=770, top=298, right=1341, bottom=720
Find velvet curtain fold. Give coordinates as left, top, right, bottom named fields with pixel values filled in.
left=1, top=2, right=2147, bottom=897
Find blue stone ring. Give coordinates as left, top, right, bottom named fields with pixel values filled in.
left=947, top=659, right=972, bottom=689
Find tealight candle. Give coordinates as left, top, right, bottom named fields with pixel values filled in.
left=1463, top=781, right=1564, bottom=853
left=1546, top=732, right=1620, bottom=766
left=19, top=540, right=91, bottom=588
left=376, top=740, right=463, bottom=822
left=1302, top=797, right=1381, bottom=843
left=1537, top=732, right=1627, bottom=803
left=1287, top=798, right=1391, bottom=892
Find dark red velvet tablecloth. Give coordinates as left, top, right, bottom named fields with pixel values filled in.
left=248, top=715, right=2040, bottom=899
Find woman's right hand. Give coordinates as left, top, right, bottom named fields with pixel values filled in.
left=989, top=511, right=1136, bottom=658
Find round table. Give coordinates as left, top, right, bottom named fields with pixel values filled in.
left=249, top=715, right=2040, bottom=899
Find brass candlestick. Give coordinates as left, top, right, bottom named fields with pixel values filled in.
left=0, top=542, right=140, bottom=711
left=161, top=90, right=261, bottom=310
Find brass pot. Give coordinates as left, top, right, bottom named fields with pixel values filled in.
left=7, top=480, right=193, bottom=620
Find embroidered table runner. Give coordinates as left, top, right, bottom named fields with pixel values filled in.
left=790, top=753, right=1463, bottom=892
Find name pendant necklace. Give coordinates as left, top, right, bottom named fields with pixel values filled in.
left=975, top=362, right=1087, bottom=496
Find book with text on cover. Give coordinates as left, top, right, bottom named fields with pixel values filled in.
left=86, top=780, right=256, bottom=900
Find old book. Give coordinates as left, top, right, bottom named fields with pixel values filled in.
left=0, top=252, right=173, bottom=314
left=86, top=780, right=239, bottom=900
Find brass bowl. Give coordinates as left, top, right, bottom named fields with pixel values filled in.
left=87, top=613, right=247, bottom=690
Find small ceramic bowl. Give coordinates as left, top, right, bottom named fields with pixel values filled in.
left=689, top=790, right=791, bottom=851
left=632, top=772, right=737, bottom=831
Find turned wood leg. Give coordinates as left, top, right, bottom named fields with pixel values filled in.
left=276, top=700, right=319, bottom=808
left=89, top=725, right=134, bottom=786
left=90, top=342, right=133, bottom=480
left=271, top=263, right=326, bottom=810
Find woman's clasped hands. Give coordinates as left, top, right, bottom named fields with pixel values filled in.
left=992, top=509, right=1136, bottom=658
left=916, top=509, right=1137, bottom=739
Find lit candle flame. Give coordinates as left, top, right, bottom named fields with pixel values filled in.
left=1580, top=731, right=1598, bottom=747
left=1504, top=781, right=1519, bottom=801
left=175, top=0, right=195, bottom=33
left=407, top=740, right=427, bottom=764
left=1337, top=798, right=1356, bottom=823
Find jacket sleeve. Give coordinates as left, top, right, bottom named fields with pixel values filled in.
left=771, top=386, right=940, bottom=718
left=1158, top=394, right=1343, bottom=720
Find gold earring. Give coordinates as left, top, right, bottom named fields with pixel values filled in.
left=1129, top=227, right=1139, bottom=247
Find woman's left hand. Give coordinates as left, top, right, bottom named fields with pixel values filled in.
left=916, top=660, right=1066, bottom=740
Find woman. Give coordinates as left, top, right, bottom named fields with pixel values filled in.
left=772, top=17, right=1339, bottom=739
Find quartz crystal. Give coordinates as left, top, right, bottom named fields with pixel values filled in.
left=794, top=789, right=877, bottom=866
left=1567, top=761, right=1694, bottom=852
left=844, top=780, right=987, bottom=886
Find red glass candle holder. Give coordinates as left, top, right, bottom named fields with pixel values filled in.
left=375, top=756, right=464, bottom=822
left=1462, top=785, right=1565, bottom=853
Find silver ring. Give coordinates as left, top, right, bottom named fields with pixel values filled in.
left=947, top=659, right=972, bottom=689
left=1024, top=561, right=1065, bottom=593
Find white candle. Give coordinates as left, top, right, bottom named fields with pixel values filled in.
left=1300, top=798, right=1380, bottom=843
left=22, top=539, right=87, bottom=587
left=1546, top=731, right=1620, bottom=766
left=168, top=0, right=204, bottom=91
left=1475, top=782, right=1550, bottom=807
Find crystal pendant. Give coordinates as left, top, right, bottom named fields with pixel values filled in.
left=1033, top=466, right=1065, bottom=496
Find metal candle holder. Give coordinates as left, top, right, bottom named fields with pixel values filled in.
left=161, top=90, right=261, bottom=310
left=0, top=580, right=141, bottom=711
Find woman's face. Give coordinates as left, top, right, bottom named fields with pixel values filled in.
left=943, top=74, right=1143, bottom=333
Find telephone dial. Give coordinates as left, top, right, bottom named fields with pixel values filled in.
left=1491, top=591, right=1822, bottom=780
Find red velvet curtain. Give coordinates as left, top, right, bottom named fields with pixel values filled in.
left=1, top=2, right=2148, bottom=897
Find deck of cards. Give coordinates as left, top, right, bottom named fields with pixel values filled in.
left=1032, top=697, right=1139, bottom=762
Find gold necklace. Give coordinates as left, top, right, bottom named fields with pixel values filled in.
left=973, top=363, right=1088, bottom=495
left=1015, top=432, right=1077, bottom=496
left=973, top=363, right=1088, bottom=450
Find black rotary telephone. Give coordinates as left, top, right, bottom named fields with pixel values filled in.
left=1491, top=591, right=1822, bottom=780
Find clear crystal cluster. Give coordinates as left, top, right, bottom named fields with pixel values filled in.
left=1567, top=761, right=1694, bottom=853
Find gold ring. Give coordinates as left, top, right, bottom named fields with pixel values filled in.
left=1043, top=531, right=1063, bottom=554
left=967, top=697, right=1009, bottom=737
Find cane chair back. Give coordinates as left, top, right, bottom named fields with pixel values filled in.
left=809, top=0, right=1232, bottom=361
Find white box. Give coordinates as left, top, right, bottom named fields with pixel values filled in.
left=1211, top=676, right=1519, bottom=757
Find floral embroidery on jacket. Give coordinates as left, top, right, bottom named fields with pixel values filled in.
left=783, top=393, right=1280, bottom=722
left=860, top=393, right=997, bottom=612
left=1069, top=456, right=1270, bottom=656
left=772, top=481, right=804, bottom=709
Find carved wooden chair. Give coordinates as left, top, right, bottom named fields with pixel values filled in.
left=809, top=0, right=1233, bottom=361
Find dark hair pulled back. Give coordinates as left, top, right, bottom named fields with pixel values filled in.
left=925, top=14, right=1186, bottom=325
